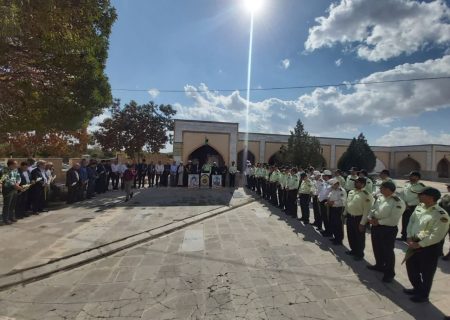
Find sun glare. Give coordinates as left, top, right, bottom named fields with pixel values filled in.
left=244, top=0, right=263, bottom=13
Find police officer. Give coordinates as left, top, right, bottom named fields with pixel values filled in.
left=327, top=178, right=347, bottom=246
left=334, top=169, right=346, bottom=189
left=345, top=167, right=359, bottom=193
left=269, top=166, right=280, bottom=206
left=440, top=183, right=450, bottom=260
left=344, top=177, right=374, bottom=260
left=228, top=161, right=238, bottom=188
left=359, top=169, right=374, bottom=194
left=398, top=171, right=425, bottom=241
left=367, top=181, right=405, bottom=282
left=299, top=172, right=314, bottom=224
left=286, top=168, right=300, bottom=217
left=318, top=170, right=333, bottom=236
left=404, top=187, right=450, bottom=303
left=277, top=168, right=287, bottom=210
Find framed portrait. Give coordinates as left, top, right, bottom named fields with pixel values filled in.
left=188, top=174, right=199, bottom=188
left=211, top=175, right=222, bottom=188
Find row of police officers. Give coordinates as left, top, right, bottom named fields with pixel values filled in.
left=245, top=163, right=449, bottom=304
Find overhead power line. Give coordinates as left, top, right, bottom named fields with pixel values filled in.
left=111, top=75, right=450, bottom=93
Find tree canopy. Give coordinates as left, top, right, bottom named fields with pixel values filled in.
left=276, top=119, right=325, bottom=168
left=0, top=0, right=117, bottom=134
left=93, top=100, right=176, bottom=157
left=337, top=133, right=376, bottom=172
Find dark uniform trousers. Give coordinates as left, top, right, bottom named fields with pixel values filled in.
left=270, top=182, right=278, bottom=206
left=299, top=193, right=311, bottom=222
left=261, top=180, right=267, bottom=198
left=312, top=195, right=321, bottom=227
left=371, top=225, right=397, bottom=278
left=406, top=242, right=441, bottom=298
left=2, top=189, right=18, bottom=223
left=15, top=190, right=29, bottom=218
left=329, top=206, right=344, bottom=243
left=346, top=215, right=365, bottom=258
left=67, top=185, right=79, bottom=204
left=277, top=186, right=285, bottom=209
left=286, top=190, right=298, bottom=218
left=401, top=206, right=416, bottom=239
left=256, top=178, right=262, bottom=195
left=320, top=200, right=331, bottom=235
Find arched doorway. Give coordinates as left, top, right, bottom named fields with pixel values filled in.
left=397, top=157, right=421, bottom=176
left=237, top=149, right=255, bottom=172
left=188, top=145, right=225, bottom=169
left=437, top=158, right=450, bottom=178
left=268, top=152, right=283, bottom=166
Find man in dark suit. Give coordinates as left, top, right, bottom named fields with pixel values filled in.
left=30, top=160, right=48, bottom=214
left=147, top=161, right=156, bottom=187
left=137, top=159, right=148, bottom=188
left=15, top=162, right=31, bottom=218
left=66, top=163, right=80, bottom=204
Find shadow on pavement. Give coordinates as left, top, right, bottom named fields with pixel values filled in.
left=251, top=194, right=447, bottom=320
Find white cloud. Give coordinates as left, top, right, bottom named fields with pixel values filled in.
left=375, top=127, right=450, bottom=146
left=88, top=110, right=111, bottom=133
left=175, top=55, right=450, bottom=136
left=281, top=59, right=290, bottom=69
left=335, top=58, right=342, bottom=66
left=148, top=88, right=160, bottom=98
left=305, top=0, right=450, bottom=61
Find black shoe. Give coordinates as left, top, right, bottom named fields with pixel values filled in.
left=367, top=265, right=383, bottom=272
left=3, top=221, right=11, bottom=225
left=382, top=276, right=394, bottom=283
left=403, top=288, right=417, bottom=295
left=345, top=250, right=354, bottom=255
left=11, top=219, right=17, bottom=223
left=410, top=296, right=429, bottom=303
left=396, top=237, right=406, bottom=242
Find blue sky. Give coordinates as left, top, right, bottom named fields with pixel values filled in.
left=96, top=0, right=450, bottom=147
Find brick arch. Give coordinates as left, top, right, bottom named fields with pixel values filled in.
left=397, top=157, right=421, bottom=176
left=187, top=144, right=225, bottom=168
left=437, top=157, right=450, bottom=178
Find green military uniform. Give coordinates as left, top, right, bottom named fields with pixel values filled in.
left=1, top=167, right=21, bottom=224
left=228, top=164, right=237, bottom=188
left=345, top=174, right=358, bottom=191
left=286, top=174, right=300, bottom=218
left=405, top=203, right=450, bottom=300
left=399, top=181, right=425, bottom=240
left=369, top=194, right=405, bottom=279
left=201, top=163, right=212, bottom=174
left=277, top=171, right=286, bottom=209
left=299, top=178, right=314, bottom=223
left=335, top=175, right=346, bottom=189
left=345, top=189, right=374, bottom=259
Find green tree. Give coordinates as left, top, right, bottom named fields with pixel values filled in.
left=0, top=0, right=117, bottom=134
left=278, top=120, right=325, bottom=168
left=338, top=133, right=376, bottom=172
left=93, top=100, right=176, bottom=158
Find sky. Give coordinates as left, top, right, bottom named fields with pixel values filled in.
left=92, top=0, right=450, bottom=149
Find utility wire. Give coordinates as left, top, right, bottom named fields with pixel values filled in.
left=111, top=75, right=450, bottom=93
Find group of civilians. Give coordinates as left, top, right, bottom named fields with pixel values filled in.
left=1, top=159, right=56, bottom=225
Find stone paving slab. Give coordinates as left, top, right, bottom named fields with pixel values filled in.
left=0, top=187, right=253, bottom=278
left=0, top=199, right=448, bottom=319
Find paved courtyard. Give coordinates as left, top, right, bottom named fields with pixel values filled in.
left=0, top=186, right=449, bottom=319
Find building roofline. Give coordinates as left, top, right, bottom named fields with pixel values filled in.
left=175, top=119, right=239, bottom=126
left=371, top=144, right=450, bottom=148
left=238, top=132, right=353, bottom=142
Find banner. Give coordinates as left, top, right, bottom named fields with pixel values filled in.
left=200, top=174, right=210, bottom=188
left=188, top=174, right=199, bottom=188
left=211, top=175, right=222, bottom=188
